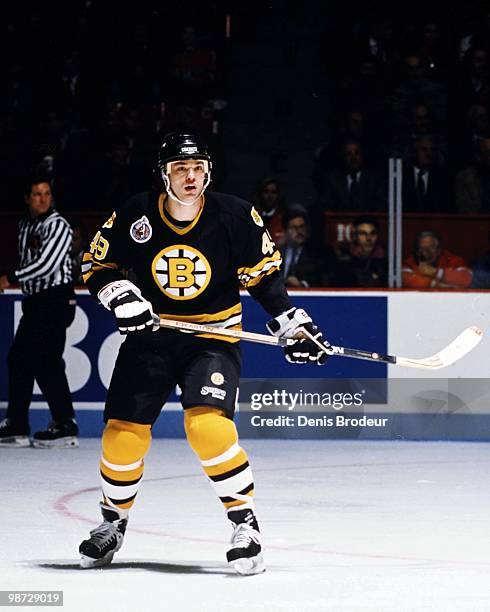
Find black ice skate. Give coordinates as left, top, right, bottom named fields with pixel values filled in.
left=79, top=503, right=128, bottom=569
left=32, top=419, right=79, bottom=448
left=226, top=507, right=265, bottom=575
left=0, top=418, right=30, bottom=448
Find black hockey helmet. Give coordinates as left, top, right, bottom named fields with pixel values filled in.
left=157, top=132, right=212, bottom=204
left=158, top=132, right=212, bottom=170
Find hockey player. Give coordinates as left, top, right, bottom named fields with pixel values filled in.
left=79, top=132, right=329, bottom=575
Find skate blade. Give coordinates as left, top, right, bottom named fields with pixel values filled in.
left=0, top=436, right=31, bottom=448
left=229, top=552, right=265, bottom=575
left=32, top=436, right=79, bottom=449
left=80, top=551, right=115, bottom=569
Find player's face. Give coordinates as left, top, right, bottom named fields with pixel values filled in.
left=168, top=159, right=207, bottom=203
left=26, top=182, right=53, bottom=217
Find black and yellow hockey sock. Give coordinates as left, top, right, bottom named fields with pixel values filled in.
left=99, top=419, right=151, bottom=517
left=184, top=407, right=255, bottom=512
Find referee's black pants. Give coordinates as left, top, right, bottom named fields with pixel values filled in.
left=6, top=285, right=76, bottom=433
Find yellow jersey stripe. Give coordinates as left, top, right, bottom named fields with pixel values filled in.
left=237, top=250, right=281, bottom=277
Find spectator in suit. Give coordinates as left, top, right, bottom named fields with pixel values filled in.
left=333, top=216, right=387, bottom=287
left=313, top=108, right=387, bottom=187
left=319, top=138, right=386, bottom=212
left=313, top=109, right=367, bottom=182
left=402, top=135, right=449, bottom=212
left=402, top=231, right=471, bottom=288
left=280, top=206, right=327, bottom=288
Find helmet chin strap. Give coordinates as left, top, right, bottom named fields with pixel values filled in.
left=161, top=167, right=211, bottom=207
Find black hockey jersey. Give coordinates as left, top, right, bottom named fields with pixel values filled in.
left=82, top=191, right=283, bottom=341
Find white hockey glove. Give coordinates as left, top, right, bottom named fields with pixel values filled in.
left=266, top=307, right=330, bottom=365
left=98, top=280, right=156, bottom=335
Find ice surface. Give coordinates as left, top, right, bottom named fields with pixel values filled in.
left=1, top=439, right=490, bottom=612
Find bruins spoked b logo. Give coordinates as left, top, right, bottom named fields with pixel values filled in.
left=152, top=245, right=211, bottom=300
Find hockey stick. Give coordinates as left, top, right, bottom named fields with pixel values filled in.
left=156, top=318, right=483, bottom=370
left=299, top=325, right=483, bottom=370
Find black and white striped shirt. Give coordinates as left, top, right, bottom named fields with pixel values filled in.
left=10, top=208, right=73, bottom=295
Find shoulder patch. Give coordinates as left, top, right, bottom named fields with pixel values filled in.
left=251, top=207, right=264, bottom=227
left=130, top=215, right=152, bottom=243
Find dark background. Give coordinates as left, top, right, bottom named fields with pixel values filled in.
left=0, top=1, right=486, bottom=207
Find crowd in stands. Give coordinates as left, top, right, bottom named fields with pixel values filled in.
left=281, top=7, right=490, bottom=288
left=1, top=5, right=228, bottom=212
left=2, top=5, right=490, bottom=288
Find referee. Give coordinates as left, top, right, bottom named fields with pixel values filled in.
left=0, top=177, right=78, bottom=448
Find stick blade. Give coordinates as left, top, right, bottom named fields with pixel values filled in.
left=397, top=326, right=483, bottom=370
